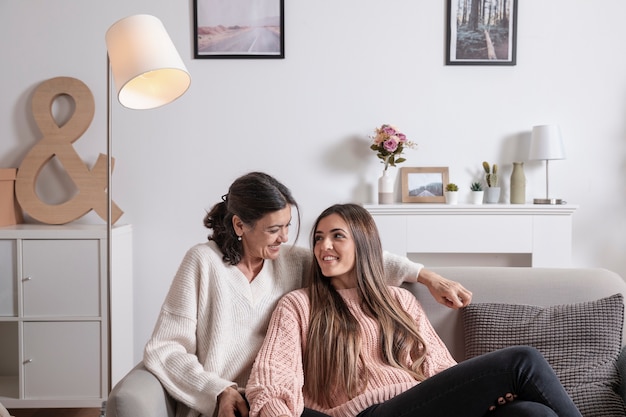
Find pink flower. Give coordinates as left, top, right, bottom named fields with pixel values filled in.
left=383, top=137, right=399, bottom=152
left=381, top=125, right=396, bottom=136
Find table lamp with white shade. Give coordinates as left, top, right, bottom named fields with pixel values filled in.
left=528, top=124, right=566, bottom=205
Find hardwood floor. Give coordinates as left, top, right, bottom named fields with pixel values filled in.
left=7, top=408, right=101, bottom=417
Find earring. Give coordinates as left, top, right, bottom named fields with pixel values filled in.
left=237, top=236, right=242, bottom=241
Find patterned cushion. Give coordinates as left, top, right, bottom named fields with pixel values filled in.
left=462, top=294, right=626, bottom=417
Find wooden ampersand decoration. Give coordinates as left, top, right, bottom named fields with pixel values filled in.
left=16, top=76, right=123, bottom=224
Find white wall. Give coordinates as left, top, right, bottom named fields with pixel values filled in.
left=2, top=1, right=626, bottom=363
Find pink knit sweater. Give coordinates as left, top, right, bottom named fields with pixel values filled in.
left=246, top=287, right=457, bottom=417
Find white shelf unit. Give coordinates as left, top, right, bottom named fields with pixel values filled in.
left=0, top=224, right=133, bottom=408
left=364, top=204, right=578, bottom=267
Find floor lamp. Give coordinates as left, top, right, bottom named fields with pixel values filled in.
left=529, top=124, right=566, bottom=204
left=104, top=14, right=191, bottom=386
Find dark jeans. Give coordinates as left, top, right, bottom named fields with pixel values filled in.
left=303, top=346, right=582, bottom=417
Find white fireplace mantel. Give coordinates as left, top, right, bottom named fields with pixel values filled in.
left=364, top=204, right=578, bottom=267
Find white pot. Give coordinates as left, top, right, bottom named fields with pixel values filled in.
left=444, top=191, right=458, bottom=205
left=484, top=187, right=501, bottom=204
left=470, top=191, right=484, bottom=204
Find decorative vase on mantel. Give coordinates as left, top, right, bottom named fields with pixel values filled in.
left=378, top=170, right=394, bottom=204
left=510, top=162, right=526, bottom=204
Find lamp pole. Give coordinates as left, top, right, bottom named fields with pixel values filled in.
left=106, top=53, right=113, bottom=392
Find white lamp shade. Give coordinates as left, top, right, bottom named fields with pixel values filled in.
left=529, top=125, right=566, bottom=161
left=105, top=14, right=191, bottom=110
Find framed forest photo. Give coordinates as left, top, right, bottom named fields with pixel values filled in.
left=446, top=0, right=517, bottom=65
left=194, top=0, right=284, bottom=59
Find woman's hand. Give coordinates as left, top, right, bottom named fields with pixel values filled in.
left=489, top=393, right=517, bottom=411
left=218, top=386, right=249, bottom=417
left=417, top=268, right=472, bottom=309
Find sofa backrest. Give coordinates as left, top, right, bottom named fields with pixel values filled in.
left=402, top=267, right=626, bottom=361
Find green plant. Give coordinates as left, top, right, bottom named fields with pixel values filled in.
left=445, top=183, right=458, bottom=192
left=470, top=182, right=483, bottom=191
left=482, top=161, right=499, bottom=187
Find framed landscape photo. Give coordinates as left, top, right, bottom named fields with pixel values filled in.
left=401, top=167, right=449, bottom=203
left=446, top=0, right=517, bottom=66
left=194, top=0, right=284, bottom=59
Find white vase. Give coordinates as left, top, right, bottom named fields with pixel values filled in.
left=444, top=191, right=458, bottom=205
left=378, top=170, right=394, bottom=204
left=470, top=191, right=484, bottom=204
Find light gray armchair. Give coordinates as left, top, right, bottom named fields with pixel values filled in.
left=0, top=401, right=12, bottom=417
left=106, top=362, right=175, bottom=417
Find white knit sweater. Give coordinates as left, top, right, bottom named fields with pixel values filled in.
left=143, top=241, right=422, bottom=417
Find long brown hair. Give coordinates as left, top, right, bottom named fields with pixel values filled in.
left=303, top=204, right=428, bottom=407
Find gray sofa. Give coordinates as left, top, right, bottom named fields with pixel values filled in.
left=106, top=267, right=626, bottom=417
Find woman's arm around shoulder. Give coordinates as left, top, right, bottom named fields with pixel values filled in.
left=416, top=268, right=472, bottom=309
left=381, top=251, right=472, bottom=309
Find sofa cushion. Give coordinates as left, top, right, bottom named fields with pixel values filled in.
left=462, top=294, right=625, bottom=417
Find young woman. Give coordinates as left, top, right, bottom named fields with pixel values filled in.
left=143, top=173, right=472, bottom=417
left=246, top=203, right=582, bottom=417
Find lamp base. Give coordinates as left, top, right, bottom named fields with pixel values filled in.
left=533, top=198, right=564, bottom=205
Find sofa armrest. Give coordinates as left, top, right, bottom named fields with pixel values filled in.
left=106, top=362, right=176, bottom=417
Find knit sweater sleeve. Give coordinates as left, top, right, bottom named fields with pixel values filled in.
left=246, top=290, right=308, bottom=417
left=143, top=244, right=234, bottom=416
left=382, top=250, right=423, bottom=286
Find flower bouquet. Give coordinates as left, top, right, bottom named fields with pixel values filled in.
left=370, top=124, right=417, bottom=172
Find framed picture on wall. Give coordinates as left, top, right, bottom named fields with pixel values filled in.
left=193, top=0, right=284, bottom=59
left=446, top=0, right=517, bottom=66
left=401, top=167, right=449, bottom=203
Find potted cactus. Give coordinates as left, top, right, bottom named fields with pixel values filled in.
left=482, top=162, right=500, bottom=203
left=444, top=183, right=459, bottom=205
left=470, top=181, right=484, bottom=204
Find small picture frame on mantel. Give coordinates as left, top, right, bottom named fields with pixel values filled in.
left=446, top=0, right=517, bottom=66
left=401, top=167, right=449, bottom=203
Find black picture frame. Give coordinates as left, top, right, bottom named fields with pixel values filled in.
left=193, top=0, right=284, bottom=59
left=446, top=0, right=517, bottom=66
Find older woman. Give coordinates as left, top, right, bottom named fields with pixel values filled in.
left=143, top=172, right=472, bottom=417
